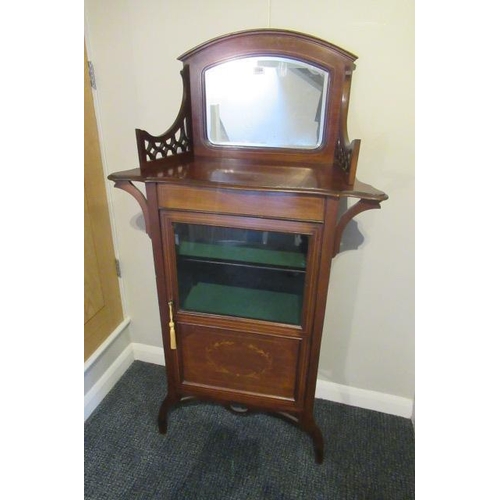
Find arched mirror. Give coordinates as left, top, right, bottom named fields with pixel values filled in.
left=204, top=56, right=329, bottom=149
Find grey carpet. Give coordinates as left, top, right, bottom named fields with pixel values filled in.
left=85, top=361, right=414, bottom=499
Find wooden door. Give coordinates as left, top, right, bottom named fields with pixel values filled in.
left=84, top=44, right=123, bottom=360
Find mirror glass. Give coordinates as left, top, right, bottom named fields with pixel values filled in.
left=205, top=56, right=329, bottom=149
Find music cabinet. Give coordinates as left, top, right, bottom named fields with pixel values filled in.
left=108, top=29, right=387, bottom=463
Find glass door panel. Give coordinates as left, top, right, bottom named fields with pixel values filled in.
left=174, top=223, right=308, bottom=325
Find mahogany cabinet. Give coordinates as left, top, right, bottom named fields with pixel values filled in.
left=108, top=29, right=387, bottom=463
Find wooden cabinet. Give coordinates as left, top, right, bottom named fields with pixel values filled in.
left=108, top=29, right=387, bottom=463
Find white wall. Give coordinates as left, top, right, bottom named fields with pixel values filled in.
left=85, top=0, right=414, bottom=402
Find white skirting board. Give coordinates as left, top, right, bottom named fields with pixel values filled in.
left=84, top=343, right=135, bottom=420
left=315, top=379, right=412, bottom=418
left=85, top=341, right=413, bottom=420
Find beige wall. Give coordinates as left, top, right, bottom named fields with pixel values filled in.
left=85, top=0, right=414, bottom=400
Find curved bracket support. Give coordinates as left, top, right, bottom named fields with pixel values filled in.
left=113, top=180, right=151, bottom=238
left=332, top=199, right=381, bottom=258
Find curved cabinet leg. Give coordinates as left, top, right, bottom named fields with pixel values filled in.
left=158, top=393, right=179, bottom=434
left=301, top=415, right=325, bottom=464
left=159, top=396, right=325, bottom=463
left=310, top=423, right=325, bottom=464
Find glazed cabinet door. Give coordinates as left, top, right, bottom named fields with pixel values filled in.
left=160, top=210, right=322, bottom=408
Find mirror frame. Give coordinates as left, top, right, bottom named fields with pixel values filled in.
left=178, top=29, right=357, bottom=166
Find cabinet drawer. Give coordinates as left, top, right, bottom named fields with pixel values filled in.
left=157, top=184, right=325, bottom=222
left=177, top=323, right=302, bottom=401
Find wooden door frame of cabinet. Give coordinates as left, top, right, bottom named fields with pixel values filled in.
left=159, top=209, right=323, bottom=336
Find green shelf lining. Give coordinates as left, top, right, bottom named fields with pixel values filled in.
left=182, top=282, right=302, bottom=325
left=178, top=241, right=306, bottom=269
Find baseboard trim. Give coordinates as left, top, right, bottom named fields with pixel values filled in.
left=131, top=343, right=412, bottom=418
left=316, top=378, right=413, bottom=418
left=84, top=343, right=135, bottom=420
left=84, top=317, right=131, bottom=373
left=132, top=342, right=166, bottom=366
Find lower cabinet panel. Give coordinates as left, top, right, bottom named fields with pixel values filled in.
left=178, top=323, right=302, bottom=401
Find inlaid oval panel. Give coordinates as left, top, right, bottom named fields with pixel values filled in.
left=178, top=324, right=301, bottom=400
left=206, top=341, right=272, bottom=379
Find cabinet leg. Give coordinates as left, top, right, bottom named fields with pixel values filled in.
left=158, top=393, right=179, bottom=434
left=301, top=416, right=324, bottom=464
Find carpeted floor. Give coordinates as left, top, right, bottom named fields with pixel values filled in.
left=84, top=361, right=414, bottom=499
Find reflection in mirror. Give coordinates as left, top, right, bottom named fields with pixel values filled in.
left=205, top=57, right=329, bottom=149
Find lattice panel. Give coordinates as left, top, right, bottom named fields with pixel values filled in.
left=143, top=119, right=190, bottom=162
left=334, top=138, right=352, bottom=173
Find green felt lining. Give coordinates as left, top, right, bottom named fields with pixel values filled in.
left=183, top=282, right=302, bottom=325
left=178, top=242, right=306, bottom=269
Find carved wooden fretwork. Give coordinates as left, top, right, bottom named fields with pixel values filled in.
left=333, top=137, right=361, bottom=186
left=334, top=138, right=352, bottom=173
left=142, top=118, right=190, bottom=162
left=136, top=117, right=191, bottom=166
left=334, top=67, right=362, bottom=186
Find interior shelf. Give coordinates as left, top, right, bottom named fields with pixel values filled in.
left=182, top=282, right=302, bottom=325
left=178, top=242, right=306, bottom=269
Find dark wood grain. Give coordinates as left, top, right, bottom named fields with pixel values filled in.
left=157, top=184, right=325, bottom=222
left=108, top=157, right=387, bottom=201
left=177, top=323, right=302, bottom=400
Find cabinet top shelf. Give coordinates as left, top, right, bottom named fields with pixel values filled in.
left=178, top=241, right=307, bottom=269
left=108, top=157, right=387, bottom=202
